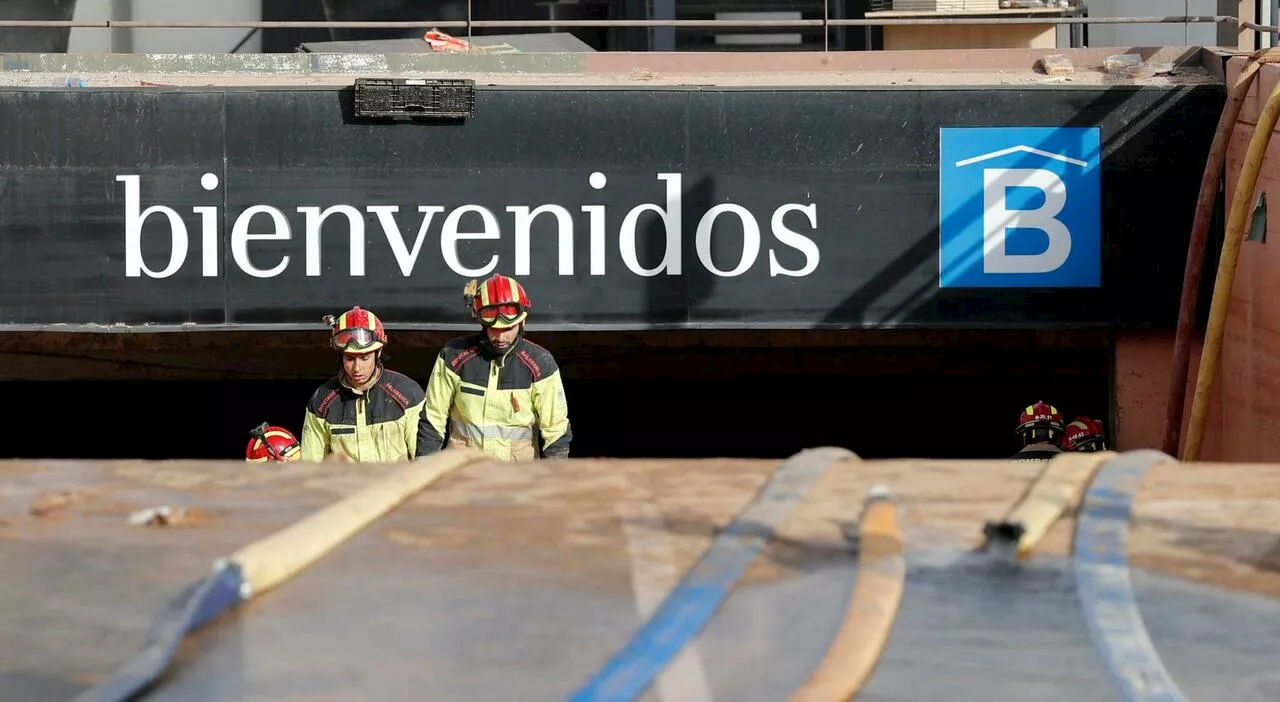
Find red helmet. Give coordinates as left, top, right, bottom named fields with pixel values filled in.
left=323, top=305, right=387, bottom=354
left=246, top=423, right=301, bottom=462
left=465, top=274, right=530, bottom=329
left=1016, top=401, right=1064, bottom=435
left=1062, top=416, right=1108, bottom=452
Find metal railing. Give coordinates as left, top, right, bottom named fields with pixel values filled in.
left=0, top=14, right=1274, bottom=52
left=0, top=16, right=1271, bottom=30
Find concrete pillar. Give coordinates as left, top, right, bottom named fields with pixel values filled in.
left=0, top=0, right=77, bottom=53
left=69, top=0, right=262, bottom=53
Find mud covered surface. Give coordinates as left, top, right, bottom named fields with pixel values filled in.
left=0, top=46, right=1223, bottom=88
left=0, top=67, right=1219, bottom=88
left=2, top=455, right=1280, bottom=700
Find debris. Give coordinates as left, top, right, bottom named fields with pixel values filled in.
left=424, top=29, right=470, bottom=52
left=127, top=505, right=205, bottom=527
left=629, top=67, right=658, bottom=81
left=1039, top=54, right=1074, bottom=76
left=64, top=77, right=86, bottom=88
left=29, top=490, right=80, bottom=517
left=1104, top=54, right=1143, bottom=73
left=420, top=29, right=519, bottom=54
left=1129, top=61, right=1178, bottom=79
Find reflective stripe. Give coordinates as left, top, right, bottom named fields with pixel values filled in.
left=453, top=422, right=534, bottom=442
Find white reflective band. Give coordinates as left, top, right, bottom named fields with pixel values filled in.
left=455, top=422, right=534, bottom=442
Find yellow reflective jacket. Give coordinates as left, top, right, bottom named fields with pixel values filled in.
left=300, top=367, right=428, bottom=463
left=419, top=334, right=572, bottom=462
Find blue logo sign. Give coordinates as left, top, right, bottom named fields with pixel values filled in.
left=938, top=126, right=1102, bottom=288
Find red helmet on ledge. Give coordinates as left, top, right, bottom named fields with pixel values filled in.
left=323, top=305, right=387, bottom=354
left=246, top=423, right=301, bottom=463
left=1062, top=416, right=1108, bottom=452
left=464, top=274, right=531, bottom=330
left=1016, top=401, right=1065, bottom=436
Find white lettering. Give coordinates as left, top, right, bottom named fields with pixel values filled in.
left=982, top=168, right=1071, bottom=275
left=441, top=204, right=501, bottom=277
left=116, top=171, right=825, bottom=282
left=194, top=206, right=219, bottom=277
left=369, top=205, right=442, bottom=277
left=118, top=174, right=188, bottom=279
left=298, top=205, right=366, bottom=277
left=695, top=204, right=760, bottom=278
left=508, top=204, right=574, bottom=276
left=585, top=172, right=608, bottom=274
left=230, top=205, right=291, bottom=278
left=769, top=203, right=820, bottom=277
left=619, top=173, right=682, bottom=277
left=582, top=204, right=607, bottom=275
left=197, top=172, right=220, bottom=277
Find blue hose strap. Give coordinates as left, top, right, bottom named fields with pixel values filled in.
left=568, top=446, right=854, bottom=702
left=1073, top=449, right=1188, bottom=702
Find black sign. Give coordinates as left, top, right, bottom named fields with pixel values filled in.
left=0, top=84, right=1223, bottom=330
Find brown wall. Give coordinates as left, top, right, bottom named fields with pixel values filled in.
left=1136, top=56, right=1280, bottom=462
left=1113, top=331, right=1224, bottom=457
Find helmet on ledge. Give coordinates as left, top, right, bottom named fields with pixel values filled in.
left=246, top=423, right=301, bottom=463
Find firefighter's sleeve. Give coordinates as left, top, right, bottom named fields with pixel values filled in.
left=532, top=369, right=572, bottom=458
left=401, top=396, right=425, bottom=459
left=300, top=409, right=330, bottom=462
left=417, top=354, right=458, bottom=457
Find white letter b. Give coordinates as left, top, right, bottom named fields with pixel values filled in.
left=982, top=168, right=1071, bottom=275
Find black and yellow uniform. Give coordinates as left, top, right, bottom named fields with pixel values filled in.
left=419, top=333, right=571, bottom=462
left=300, top=366, right=428, bottom=463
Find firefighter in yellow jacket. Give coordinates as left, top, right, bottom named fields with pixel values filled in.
left=300, top=305, right=430, bottom=463
left=418, top=274, right=572, bottom=462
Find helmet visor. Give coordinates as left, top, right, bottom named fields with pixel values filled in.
left=477, top=303, right=524, bottom=326
left=332, top=327, right=380, bottom=351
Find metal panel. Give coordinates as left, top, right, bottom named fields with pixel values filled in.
left=0, top=83, right=1226, bottom=331
left=0, top=89, right=226, bottom=326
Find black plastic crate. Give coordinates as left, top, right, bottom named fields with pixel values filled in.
left=353, top=78, right=476, bottom=119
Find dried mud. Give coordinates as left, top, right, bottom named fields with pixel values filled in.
left=2, top=454, right=1276, bottom=599
left=0, top=67, right=1219, bottom=89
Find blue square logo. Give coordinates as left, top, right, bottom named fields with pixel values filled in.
left=938, top=126, right=1102, bottom=288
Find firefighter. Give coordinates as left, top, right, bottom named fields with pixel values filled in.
left=1062, top=416, right=1108, bottom=452
left=299, top=305, right=429, bottom=463
left=245, top=422, right=302, bottom=463
left=418, top=274, right=572, bottom=462
left=1013, top=401, right=1065, bottom=461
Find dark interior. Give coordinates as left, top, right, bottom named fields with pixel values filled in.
left=1, top=338, right=1110, bottom=461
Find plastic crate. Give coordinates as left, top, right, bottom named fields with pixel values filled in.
left=353, top=78, right=476, bottom=119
